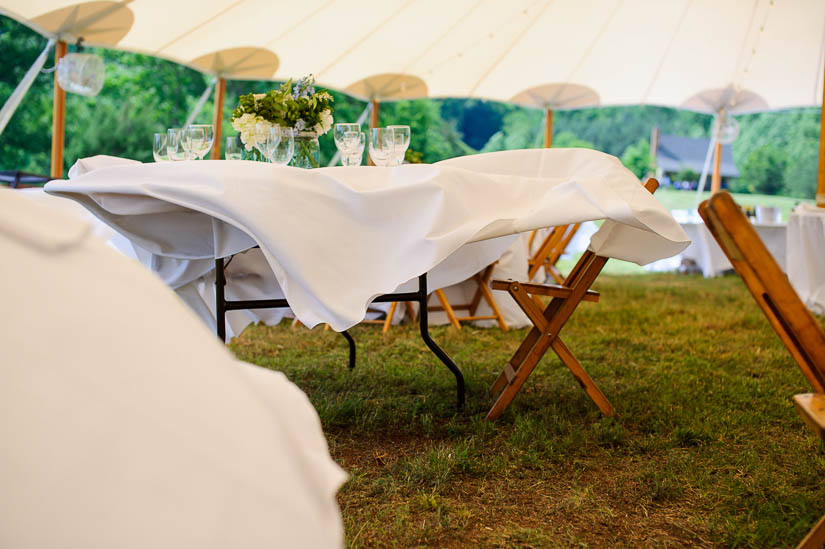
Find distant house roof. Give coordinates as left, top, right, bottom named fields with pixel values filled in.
left=656, top=134, right=739, bottom=178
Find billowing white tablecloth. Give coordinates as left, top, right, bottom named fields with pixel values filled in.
left=45, top=149, right=690, bottom=331
left=788, top=203, right=825, bottom=315
left=0, top=189, right=346, bottom=548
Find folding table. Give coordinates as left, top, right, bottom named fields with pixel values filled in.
left=45, top=149, right=691, bottom=410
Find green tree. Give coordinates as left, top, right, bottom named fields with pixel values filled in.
left=734, top=145, right=787, bottom=195
left=620, top=139, right=652, bottom=178
left=552, top=131, right=595, bottom=149
left=674, top=166, right=700, bottom=183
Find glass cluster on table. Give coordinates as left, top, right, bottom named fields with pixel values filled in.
left=244, top=124, right=295, bottom=165
left=153, top=125, right=214, bottom=161
left=369, top=126, right=410, bottom=167
left=333, top=123, right=365, bottom=166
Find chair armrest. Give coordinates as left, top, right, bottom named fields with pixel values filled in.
left=491, top=280, right=600, bottom=303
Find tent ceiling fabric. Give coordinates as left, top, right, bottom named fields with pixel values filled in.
left=2, top=0, right=824, bottom=109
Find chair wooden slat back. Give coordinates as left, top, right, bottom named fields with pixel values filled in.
left=528, top=223, right=582, bottom=283
left=698, top=192, right=825, bottom=393
left=699, top=191, right=825, bottom=549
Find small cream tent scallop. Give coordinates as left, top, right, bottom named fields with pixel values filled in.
left=680, top=86, right=770, bottom=196
left=509, top=84, right=600, bottom=148
left=188, top=47, right=280, bottom=159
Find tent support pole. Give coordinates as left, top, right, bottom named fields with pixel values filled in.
left=50, top=40, right=67, bottom=179
left=817, top=56, right=825, bottom=206
left=710, top=141, right=722, bottom=194
left=544, top=107, right=553, bottom=148
left=368, top=99, right=379, bottom=166
left=210, top=77, right=226, bottom=160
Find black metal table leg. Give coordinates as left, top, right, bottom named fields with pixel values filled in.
left=416, top=274, right=465, bottom=409
left=214, top=256, right=463, bottom=408
left=215, top=257, right=226, bottom=343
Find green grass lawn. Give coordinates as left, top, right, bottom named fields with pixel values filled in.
left=230, top=274, right=825, bottom=548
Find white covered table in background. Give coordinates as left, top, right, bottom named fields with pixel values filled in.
left=788, top=203, right=825, bottom=315
left=648, top=209, right=786, bottom=277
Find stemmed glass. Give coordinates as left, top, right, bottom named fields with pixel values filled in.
left=368, top=128, right=394, bottom=167
left=166, top=128, right=187, bottom=161
left=182, top=127, right=205, bottom=161
left=225, top=135, right=243, bottom=160
left=387, top=125, right=410, bottom=166
left=334, top=123, right=360, bottom=152
left=253, top=122, right=280, bottom=161
left=341, top=131, right=365, bottom=166
left=268, top=126, right=295, bottom=165
left=153, top=133, right=168, bottom=161
left=188, top=124, right=213, bottom=159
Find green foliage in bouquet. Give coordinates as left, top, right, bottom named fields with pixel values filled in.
left=231, top=75, right=334, bottom=136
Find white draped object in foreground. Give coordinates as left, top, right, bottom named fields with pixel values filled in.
left=0, top=189, right=346, bottom=548
left=46, top=149, right=690, bottom=331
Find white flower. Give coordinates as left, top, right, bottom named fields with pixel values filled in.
left=231, top=113, right=269, bottom=150
left=314, top=109, right=333, bottom=136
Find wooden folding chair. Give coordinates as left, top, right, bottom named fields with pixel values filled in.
left=426, top=263, right=508, bottom=331
left=486, top=178, right=659, bottom=421
left=699, top=191, right=825, bottom=549
left=527, top=223, right=582, bottom=283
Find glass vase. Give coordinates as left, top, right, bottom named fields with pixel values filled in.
left=291, top=131, right=320, bottom=169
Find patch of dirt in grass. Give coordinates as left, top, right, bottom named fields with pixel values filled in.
left=332, top=434, right=716, bottom=547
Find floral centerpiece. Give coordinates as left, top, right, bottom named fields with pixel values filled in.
left=231, top=75, right=333, bottom=168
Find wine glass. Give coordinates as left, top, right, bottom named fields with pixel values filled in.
left=341, top=131, right=365, bottom=166
left=268, top=126, right=295, bottom=165
left=188, top=124, right=213, bottom=159
left=182, top=127, right=205, bottom=161
left=225, top=135, right=243, bottom=160
left=153, top=133, right=168, bottom=162
left=334, top=123, right=361, bottom=156
left=387, top=125, right=410, bottom=166
left=166, top=128, right=187, bottom=161
left=368, top=128, right=393, bottom=167
left=253, top=122, right=280, bottom=161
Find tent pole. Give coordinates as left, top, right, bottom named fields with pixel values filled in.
left=817, top=57, right=825, bottom=206
left=544, top=107, right=553, bottom=148
left=210, top=77, right=226, bottom=160
left=710, top=141, right=722, bottom=194
left=50, top=40, right=67, bottom=179
left=368, top=99, right=379, bottom=165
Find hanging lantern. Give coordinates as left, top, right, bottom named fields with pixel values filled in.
left=57, top=52, right=105, bottom=97
left=711, top=110, right=740, bottom=145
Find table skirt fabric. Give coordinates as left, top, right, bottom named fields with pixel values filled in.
left=788, top=203, right=825, bottom=315
left=46, top=149, right=690, bottom=331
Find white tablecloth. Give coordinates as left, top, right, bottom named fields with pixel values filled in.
left=45, top=149, right=690, bottom=331
left=0, top=189, right=346, bottom=548
left=788, top=203, right=825, bottom=315
left=647, top=209, right=787, bottom=277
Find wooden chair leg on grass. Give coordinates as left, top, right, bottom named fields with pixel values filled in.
left=487, top=178, right=659, bottom=421
left=528, top=223, right=582, bottom=284
left=426, top=263, right=509, bottom=331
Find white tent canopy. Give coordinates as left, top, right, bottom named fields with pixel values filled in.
left=1, top=0, right=823, bottom=111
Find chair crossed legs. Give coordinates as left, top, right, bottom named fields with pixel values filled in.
left=528, top=223, right=582, bottom=284
left=486, top=178, right=659, bottom=421
left=699, top=191, right=825, bottom=549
